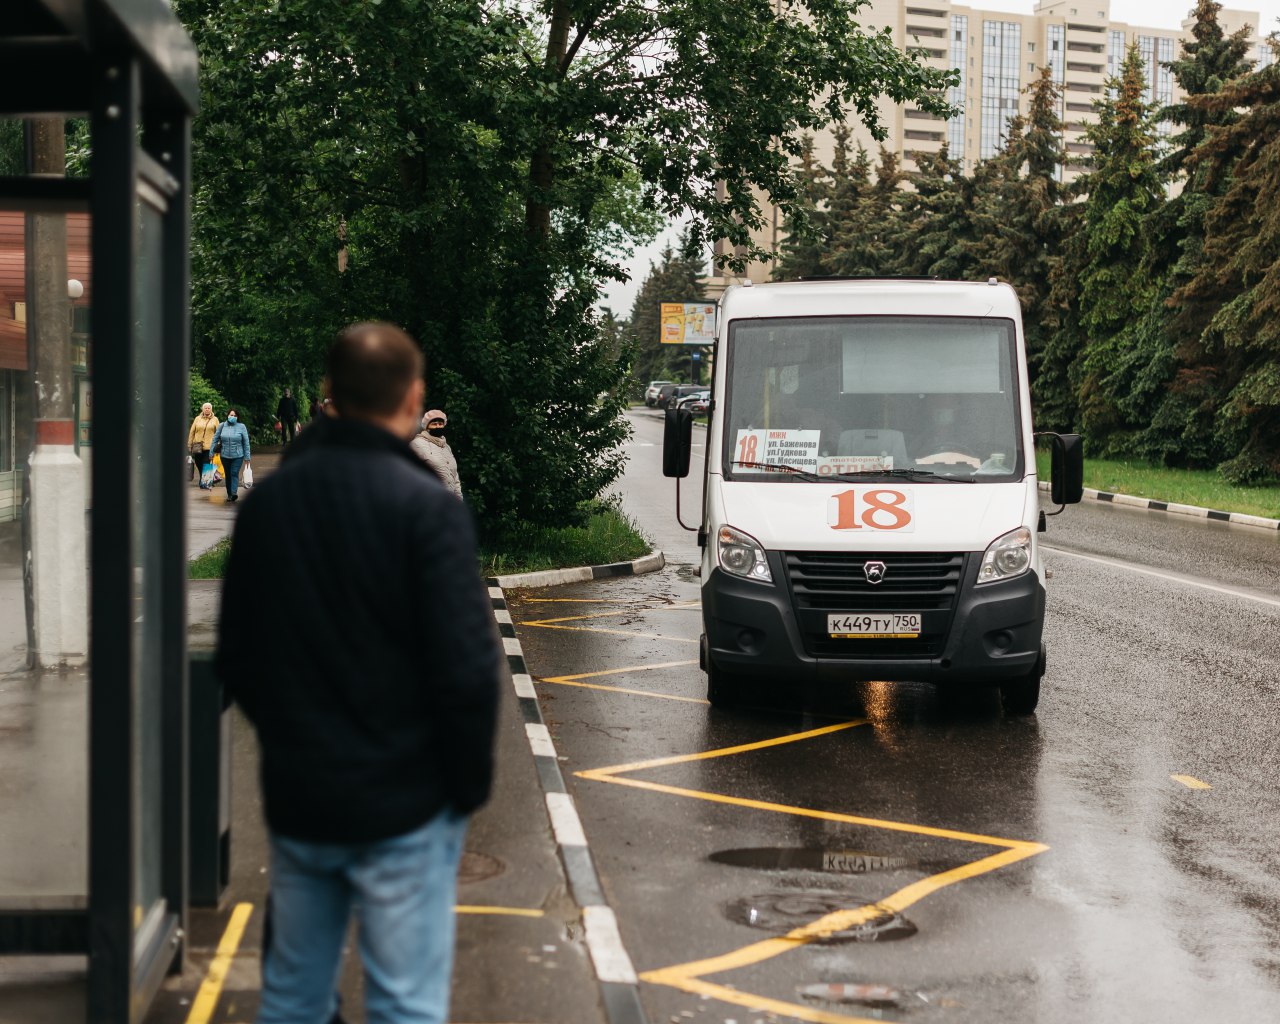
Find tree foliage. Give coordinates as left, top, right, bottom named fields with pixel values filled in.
left=174, top=0, right=958, bottom=533
left=771, top=2, right=1280, bottom=483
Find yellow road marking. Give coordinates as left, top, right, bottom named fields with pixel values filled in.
left=522, top=603, right=700, bottom=626
left=579, top=773, right=1043, bottom=850
left=580, top=720, right=867, bottom=778
left=522, top=598, right=614, bottom=603
left=1171, top=774, right=1212, bottom=790
left=540, top=677, right=709, bottom=704
left=455, top=905, right=546, bottom=918
left=520, top=622, right=700, bottom=644
left=541, top=660, right=699, bottom=684
left=536, top=660, right=703, bottom=704
left=576, top=722, right=1049, bottom=1023
left=185, top=902, right=253, bottom=1024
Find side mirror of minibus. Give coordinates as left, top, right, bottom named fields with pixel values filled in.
left=663, top=406, right=693, bottom=478
left=1051, top=433, right=1084, bottom=505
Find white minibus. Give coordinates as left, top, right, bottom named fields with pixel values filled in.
left=663, top=279, right=1083, bottom=714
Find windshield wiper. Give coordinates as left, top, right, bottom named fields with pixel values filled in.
left=729, top=460, right=824, bottom=481
left=830, top=468, right=975, bottom=483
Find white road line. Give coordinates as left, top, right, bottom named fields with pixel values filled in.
left=583, top=906, right=639, bottom=985
left=545, top=792, right=588, bottom=848
left=494, top=609, right=513, bottom=624
left=1043, top=545, right=1280, bottom=610
left=503, top=637, right=524, bottom=655
left=525, top=723, right=557, bottom=759
left=512, top=673, right=537, bottom=699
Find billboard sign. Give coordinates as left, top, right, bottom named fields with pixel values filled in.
left=660, top=302, right=716, bottom=345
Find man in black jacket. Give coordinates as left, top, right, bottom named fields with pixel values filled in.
left=275, top=387, right=300, bottom=444
left=217, top=323, right=499, bottom=1024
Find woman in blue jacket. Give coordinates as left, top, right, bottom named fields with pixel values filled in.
left=212, top=409, right=252, bottom=504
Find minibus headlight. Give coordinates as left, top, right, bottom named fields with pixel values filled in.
left=718, top=525, right=772, bottom=584
left=977, top=527, right=1032, bottom=585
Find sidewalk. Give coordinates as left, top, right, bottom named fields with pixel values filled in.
left=2, top=446, right=609, bottom=1024
left=148, top=450, right=607, bottom=1024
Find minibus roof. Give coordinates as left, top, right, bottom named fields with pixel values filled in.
left=719, top=279, right=1023, bottom=324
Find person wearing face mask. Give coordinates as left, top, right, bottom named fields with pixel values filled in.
left=410, top=409, right=462, bottom=499
left=211, top=408, right=252, bottom=504
left=188, top=402, right=220, bottom=486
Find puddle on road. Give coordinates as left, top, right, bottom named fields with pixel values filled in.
left=458, top=851, right=504, bottom=884
left=672, top=563, right=702, bottom=584
left=710, top=847, right=915, bottom=875
left=726, top=891, right=917, bottom=943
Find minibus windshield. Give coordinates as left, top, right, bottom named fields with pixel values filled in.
left=722, top=316, right=1024, bottom=483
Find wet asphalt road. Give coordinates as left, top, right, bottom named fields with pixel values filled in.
left=507, top=409, right=1280, bottom=1024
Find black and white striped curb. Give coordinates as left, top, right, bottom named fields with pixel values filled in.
left=490, top=551, right=665, bottom=590
left=490, top=585, right=649, bottom=1024
left=1038, top=480, right=1280, bottom=531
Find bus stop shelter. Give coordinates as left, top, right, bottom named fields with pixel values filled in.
left=0, top=2, right=197, bottom=1021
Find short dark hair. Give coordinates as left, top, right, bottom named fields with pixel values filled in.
left=326, top=322, right=425, bottom=418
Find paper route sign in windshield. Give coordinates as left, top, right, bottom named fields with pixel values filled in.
left=733, top=428, right=894, bottom=474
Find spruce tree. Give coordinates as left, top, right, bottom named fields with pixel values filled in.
left=1171, top=50, right=1280, bottom=482
left=891, top=145, right=973, bottom=278
left=824, top=126, right=871, bottom=257
left=1061, top=45, right=1165, bottom=449
left=774, top=134, right=830, bottom=281
left=1008, top=71, right=1068, bottom=389
left=1138, top=0, right=1255, bottom=465
left=827, top=147, right=904, bottom=277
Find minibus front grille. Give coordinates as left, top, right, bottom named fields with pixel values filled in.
left=784, top=551, right=965, bottom=612
left=804, top=636, right=947, bottom=659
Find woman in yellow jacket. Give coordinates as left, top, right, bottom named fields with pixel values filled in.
left=188, top=403, right=220, bottom=487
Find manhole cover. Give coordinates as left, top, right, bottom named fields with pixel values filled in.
left=726, top=891, right=916, bottom=943
left=458, top=852, right=504, bottom=885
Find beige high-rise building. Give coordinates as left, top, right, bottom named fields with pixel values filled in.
left=709, top=1, right=1271, bottom=289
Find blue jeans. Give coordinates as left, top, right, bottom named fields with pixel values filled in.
left=221, top=456, right=244, bottom=498
left=257, top=809, right=468, bottom=1024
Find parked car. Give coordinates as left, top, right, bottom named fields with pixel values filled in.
left=677, top=390, right=710, bottom=414
left=678, top=390, right=711, bottom=415
left=656, top=383, right=704, bottom=409
left=644, top=380, right=673, bottom=407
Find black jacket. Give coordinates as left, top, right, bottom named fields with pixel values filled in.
left=215, top=416, right=499, bottom=843
left=276, top=394, right=299, bottom=423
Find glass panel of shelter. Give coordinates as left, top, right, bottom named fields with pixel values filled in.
left=0, top=117, right=92, bottom=914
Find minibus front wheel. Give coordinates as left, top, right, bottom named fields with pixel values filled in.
left=999, top=644, right=1045, bottom=716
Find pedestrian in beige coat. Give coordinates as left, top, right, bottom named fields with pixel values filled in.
left=187, top=403, right=220, bottom=485
left=410, top=409, right=462, bottom=498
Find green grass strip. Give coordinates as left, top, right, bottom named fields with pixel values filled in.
left=189, top=537, right=232, bottom=579
left=188, top=508, right=654, bottom=581
left=1035, top=451, right=1280, bottom=520
left=480, top=506, right=652, bottom=577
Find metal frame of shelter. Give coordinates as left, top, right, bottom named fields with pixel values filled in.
left=0, top=2, right=197, bottom=1021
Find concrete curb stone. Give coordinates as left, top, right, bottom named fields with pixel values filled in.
left=489, top=550, right=665, bottom=590
left=1037, top=480, right=1280, bottom=531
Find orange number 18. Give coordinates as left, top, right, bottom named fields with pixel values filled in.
left=829, top=489, right=911, bottom=531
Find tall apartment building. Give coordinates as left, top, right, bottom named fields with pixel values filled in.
left=710, top=0, right=1271, bottom=287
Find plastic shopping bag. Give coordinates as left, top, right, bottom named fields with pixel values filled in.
left=243, top=465, right=254, bottom=488
left=200, top=463, right=215, bottom=487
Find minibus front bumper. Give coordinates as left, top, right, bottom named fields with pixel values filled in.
left=702, top=553, right=1045, bottom=686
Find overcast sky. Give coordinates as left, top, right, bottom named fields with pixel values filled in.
left=599, top=1, right=1280, bottom=315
